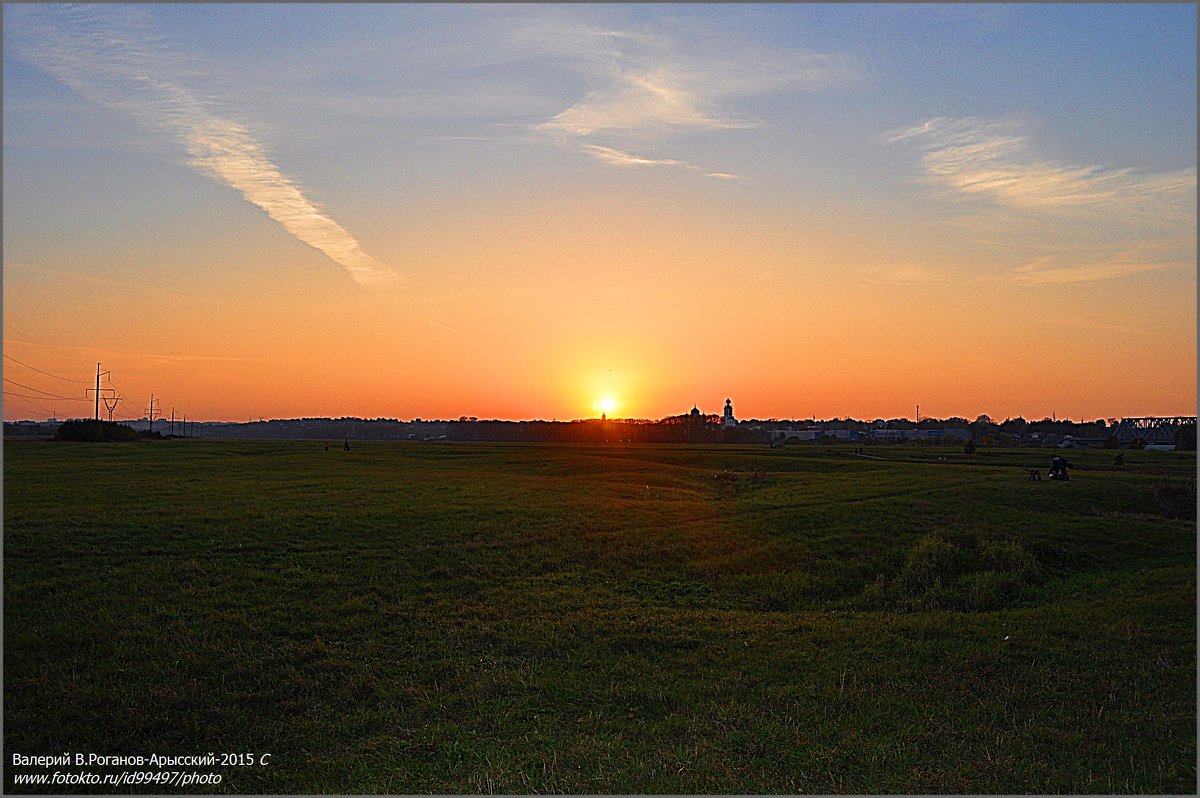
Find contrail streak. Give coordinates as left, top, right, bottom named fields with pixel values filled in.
left=12, top=4, right=400, bottom=290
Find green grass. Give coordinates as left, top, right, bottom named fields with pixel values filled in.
left=4, top=440, right=1195, bottom=793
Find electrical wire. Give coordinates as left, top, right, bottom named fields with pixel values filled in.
left=104, top=376, right=127, bottom=403
left=2, top=354, right=91, bottom=384
left=4, top=389, right=87, bottom=402
left=2, top=323, right=52, bottom=348
left=3, top=394, right=49, bottom=410
left=2, top=378, right=89, bottom=401
left=2, top=396, right=56, bottom=418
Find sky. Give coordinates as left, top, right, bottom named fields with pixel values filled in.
left=3, top=3, right=1196, bottom=423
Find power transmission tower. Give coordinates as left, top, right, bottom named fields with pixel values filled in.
left=147, top=395, right=161, bottom=433
left=102, top=395, right=122, bottom=422
left=85, top=362, right=115, bottom=420
left=170, top=407, right=176, bottom=436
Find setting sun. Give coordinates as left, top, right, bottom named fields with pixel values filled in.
left=598, top=397, right=617, bottom=416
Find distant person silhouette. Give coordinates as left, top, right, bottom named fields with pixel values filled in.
left=1049, top=455, right=1074, bottom=480
left=323, top=441, right=329, bottom=452
left=344, top=438, right=350, bottom=452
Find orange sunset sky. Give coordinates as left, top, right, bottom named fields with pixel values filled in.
left=3, top=5, right=1196, bottom=423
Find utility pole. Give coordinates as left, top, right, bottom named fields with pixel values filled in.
left=170, top=407, right=176, bottom=436
left=147, top=395, right=161, bottom=434
left=86, top=362, right=114, bottom=421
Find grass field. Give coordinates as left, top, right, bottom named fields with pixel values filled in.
left=3, top=440, right=1195, bottom=793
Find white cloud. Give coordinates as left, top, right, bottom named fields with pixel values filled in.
left=578, top=144, right=741, bottom=180
left=582, top=144, right=685, bottom=168
left=887, top=116, right=1196, bottom=216
left=537, top=68, right=751, bottom=139
left=889, top=116, right=1196, bottom=286
left=8, top=5, right=400, bottom=291
left=522, top=12, right=863, bottom=174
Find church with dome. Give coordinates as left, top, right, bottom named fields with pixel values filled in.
left=686, top=399, right=738, bottom=429
left=721, top=398, right=738, bottom=428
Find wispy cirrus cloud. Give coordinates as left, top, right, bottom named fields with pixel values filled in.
left=537, top=68, right=752, bottom=139
left=583, top=144, right=685, bottom=168
left=888, top=116, right=1196, bottom=286
left=524, top=19, right=860, bottom=137
left=8, top=4, right=400, bottom=291
left=1002, top=253, right=1189, bottom=286
left=580, top=144, right=741, bottom=180
left=522, top=13, right=864, bottom=178
left=887, top=116, right=1196, bottom=216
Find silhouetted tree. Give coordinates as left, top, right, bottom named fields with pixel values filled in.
left=54, top=420, right=141, bottom=442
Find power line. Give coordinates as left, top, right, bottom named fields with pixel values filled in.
left=2, top=378, right=89, bottom=401
left=2, top=396, right=56, bottom=418
left=2, top=354, right=92, bottom=384
left=3, top=393, right=50, bottom=410
left=2, top=323, right=53, bottom=348
left=4, top=389, right=85, bottom=402
left=3, top=378, right=88, bottom=400
left=104, top=376, right=128, bottom=403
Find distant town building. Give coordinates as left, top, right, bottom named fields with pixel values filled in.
left=770, top=428, right=819, bottom=444
left=722, top=399, right=737, bottom=428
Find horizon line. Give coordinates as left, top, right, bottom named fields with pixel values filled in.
left=8, top=413, right=1195, bottom=425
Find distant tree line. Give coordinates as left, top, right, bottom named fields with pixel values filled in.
left=108, top=412, right=1157, bottom=446
left=16, top=410, right=1183, bottom=448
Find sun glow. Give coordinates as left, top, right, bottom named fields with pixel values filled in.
left=598, top=396, right=617, bottom=416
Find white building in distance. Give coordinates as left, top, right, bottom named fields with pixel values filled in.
left=722, top=398, right=738, bottom=428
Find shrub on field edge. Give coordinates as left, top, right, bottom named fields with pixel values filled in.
left=53, top=419, right=143, bottom=442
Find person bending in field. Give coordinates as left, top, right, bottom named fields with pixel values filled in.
left=1049, top=455, right=1074, bottom=480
